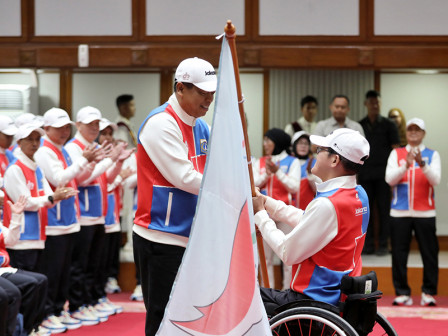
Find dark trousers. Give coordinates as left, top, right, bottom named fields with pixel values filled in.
left=0, top=276, right=21, bottom=336
left=38, top=233, right=76, bottom=317
left=360, top=179, right=391, bottom=251
left=260, top=287, right=310, bottom=317
left=7, top=249, right=42, bottom=272
left=133, top=232, right=185, bottom=336
left=105, top=231, right=121, bottom=280
left=96, top=231, right=120, bottom=299
left=390, top=216, right=439, bottom=295
left=68, top=224, right=106, bottom=311
left=2, top=270, right=48, bottom=334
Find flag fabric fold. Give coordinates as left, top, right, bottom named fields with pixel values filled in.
left=157, top=36, right=271, bottom=336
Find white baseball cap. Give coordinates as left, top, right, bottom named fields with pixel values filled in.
left=175, top=57, right=217, bottom=92
left=76, top=106, right=102, bottom=124
left=291, top=131, right=309, bottom=146
left=15, top=113, right=43, bottom=128
left=99, top=118, right=117, bottom=131
left=16, top=123, right=45, bottom=140
left=0, top=115, right=18, bottom=136
left=44, top=108, right=74, bottom=128
left=406, top=117, right=425, bottom=131
left=310, top=128, right=370, bottom=165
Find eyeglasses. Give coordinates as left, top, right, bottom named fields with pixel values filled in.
left=316, top=147, right=331, bottom=154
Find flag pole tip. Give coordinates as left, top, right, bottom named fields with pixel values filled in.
left=225, top=20, right=236, bottom=37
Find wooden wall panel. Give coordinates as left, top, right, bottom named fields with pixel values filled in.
left=1, top=0, right=448, bottom=69
left=0, top=49, right=21, bottom=67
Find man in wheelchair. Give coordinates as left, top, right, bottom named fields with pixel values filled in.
left=252, top=128, right=371, bottom=316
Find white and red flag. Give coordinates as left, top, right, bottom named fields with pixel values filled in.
left=157, top=36, right=271, bottom=336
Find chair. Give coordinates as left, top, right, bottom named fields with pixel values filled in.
left=269, top=271, right=398, bottom=336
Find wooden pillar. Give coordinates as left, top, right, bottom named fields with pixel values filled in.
left=59, top=69, right=73, bottom=118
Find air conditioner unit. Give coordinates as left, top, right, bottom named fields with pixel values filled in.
left=0, top=84, right=38, bottom=118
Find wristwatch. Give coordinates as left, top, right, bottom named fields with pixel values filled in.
left=420, top=161, right=426, bottom=167
left=48, top=195, right=54, bottom=204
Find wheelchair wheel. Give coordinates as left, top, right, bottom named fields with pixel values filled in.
left=371, top=312, right=398, bottom=336
left=270, top=306, right=358, bottom=336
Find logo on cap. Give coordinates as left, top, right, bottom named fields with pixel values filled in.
left=182, top=73, right=190, bottom=81
left=205, top=70, right=216, bottom=76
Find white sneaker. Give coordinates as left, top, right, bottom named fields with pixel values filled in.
left=94, top=300, right=116, bottom=316
left=392, top=295, right=413, bottom=306
left=30, top=326, right=52, bottom=336
left=41, top=315, right=67, bottom=334
left=99, top=297, right=123, bottom=314
left=130, top=284, right=143, bottom=301
left=421, top=293, right=436, bottom=306
left=87, top=305, right=109, bottom=322
left=105, top=277, right=121, bottom=294
left=71, top=306, right=100, bottom=326
left=58, top=311, right=82, bottom=330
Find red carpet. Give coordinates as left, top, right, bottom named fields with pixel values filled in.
left=67, top=313, right=145, bottom=336
left=63, top=294, right=448, bottom=335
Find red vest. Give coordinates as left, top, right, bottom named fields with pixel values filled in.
left=42, top=139, right=81, bottom=217
left=71, top=139, right=108, bottom=217
left=258, top=156, right=295, bottom=205
left=3, top=160, right=47, bottom=241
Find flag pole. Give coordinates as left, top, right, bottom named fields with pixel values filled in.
left=224, top=20, right=270, bottom=288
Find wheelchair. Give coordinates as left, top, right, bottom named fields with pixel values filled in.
left=269, top=271, right=398, bottom=336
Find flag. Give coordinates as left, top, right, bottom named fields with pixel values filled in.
left=157, top=36, right=272, bottom=336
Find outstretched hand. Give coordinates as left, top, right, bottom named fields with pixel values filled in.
left=8, top=195, right=27, bottom=215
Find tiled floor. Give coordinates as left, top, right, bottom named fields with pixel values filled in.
left=362, top=250, right=448, bottom=268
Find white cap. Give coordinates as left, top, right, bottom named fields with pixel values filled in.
left=0, top=115, right=18, bottom=136
left=76, top=106, right=102, bottom=124
left=310, top=128, right=370, bottom=165
left=15, top=113, right=43, bottom=128
left=99, top=118, right=117, bottom=131
left=406, top=117, right=425, bottom=131
left=291, top=131, right=309, bottom=146
left=16, top=123, right=45, bottom=140
left=175, top=57, right=217, bottom=92
left=44, top=108, right=74, bottom=127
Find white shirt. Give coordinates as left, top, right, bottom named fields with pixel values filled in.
left=253, top=151, right=301, bottom=195
left=385, top=143, right=441, bottom=218
left=133, top=94, right=205, bottom=246
left=0, top=212, right=23, bottom=274
left=35, top=135, right=88, bottom=189
left=254, top=175, right=357, bottom=266
left=3, top=151, right=54, bottom=249
left=65, top=132, right=113, bottom=225
left=115, top=115, right=136, bottom=149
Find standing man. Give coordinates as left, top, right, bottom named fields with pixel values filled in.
left=313, top=95, right=364, bottom=136
left=35, top=108, right=102, bottom=332
left=284, top=95, right=318, bottom=136
left=359, top=90, right=400, bottom=255
left=252, top=128, right=370, bottom=315
left=114, top=94, right=140, bottom=300
left=65, top=106, right=124, bottom=325
left=133, top=57, right=217, bottom=336
left=386, top=118, right=441, bottom=306
left=115, top=94, right=137, bottom=149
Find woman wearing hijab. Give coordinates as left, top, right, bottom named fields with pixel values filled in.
left=253, top=128, right=300, bottom=290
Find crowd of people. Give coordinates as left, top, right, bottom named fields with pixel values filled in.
left=273, top=91, right=440, bottom=308
left=0, top=97, right=138, bottom=335
left=0, top=55, right=442, bottom=336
